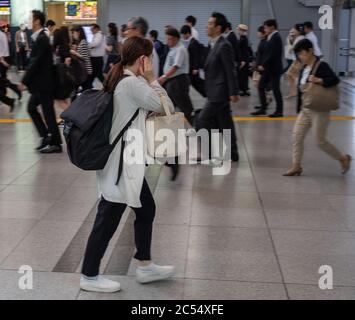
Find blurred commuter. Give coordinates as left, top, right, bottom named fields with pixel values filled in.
left=236, top=24, right=250, bottom=96
left=80, top=37, right=175, bottom=293
left=45, top=19, right=56, bottom=45
left=285, top=24, right=305, bottom=99
left=126, top=17, right=159, bottom=78
left=252, top=19, right=284, bottom=118
left=159, top=27, right=194, bottom=127
left=180, top=25, right=206, bottom=98
left=0, top=23, right=22, bottom=101
left=71, top=26, right=93, bottom=91
left=104, top=23, right=120, bottom=76
left=284, top=39, right=351, bottom=176
left=19, top=10, right=62, bottom=154
left=185, top=15, right=199, bottom=40
left=89, top=24, right=106, bottom=86
left=15, top=24, right=30, bottom=72
left=284, top=28, right=297, bottom=74
left=304, top=21, right=322, bottom=58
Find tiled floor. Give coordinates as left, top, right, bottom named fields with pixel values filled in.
left=1, top=72, right=355, bottom=300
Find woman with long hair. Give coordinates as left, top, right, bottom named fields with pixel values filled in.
left=104, top=22, right=120, bottom=76
left=80, top=36, right=176, bottom=293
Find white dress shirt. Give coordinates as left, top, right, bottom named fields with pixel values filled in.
left=97, top=69, right=174, bottom=207
left=305, top=31, right=322, bottom=57
left=89, top=31, right=106, bottom=57
left=191, top=27, right=199, bottom=41
left=163, top=42, right=190, bottom=78
left=0, top=31, right=9, bottom=58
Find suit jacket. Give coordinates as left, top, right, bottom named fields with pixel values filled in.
left=238, top=35, right=250, bottom=62
left=261, top=32, right=283, bottom=75
left=187, top=37, right=201, bottom=72
left=255, top=38, right=268, bottom=67
left=22, top=30, right=55, bottom=94
left=226, top=31, right=240, bottom=65
left=204, top=36, right=239, bottom=103
left=297, top=59, right=339, bottom=112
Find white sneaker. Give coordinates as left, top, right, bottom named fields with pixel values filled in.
left=136, top=263, right=175, bottom=284
left=80, top=275, right=121, bottom=293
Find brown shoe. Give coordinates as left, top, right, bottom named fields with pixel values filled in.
left=283, top=166, right=303, bottom=177
left=340, top=155, right=352, bottom=175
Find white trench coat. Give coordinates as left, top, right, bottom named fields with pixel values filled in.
left=97, top=69, right=174, bottom=208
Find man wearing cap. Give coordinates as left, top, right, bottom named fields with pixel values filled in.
left=236, top=24, right=251, bottom=96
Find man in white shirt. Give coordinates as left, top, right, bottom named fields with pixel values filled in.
left=89, top=24, right=106, bottom=86
left=304, top=21, right=322, bottom=58
left=0, top=24, right=21, bottom=102
left=126, top=17, right=159, bottom=78
left=158, top=27, right=194, bottom=127
left=185, top=15, right=199, bottom=40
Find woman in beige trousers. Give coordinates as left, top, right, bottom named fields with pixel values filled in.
left=284, top=39, right=352, bottom=176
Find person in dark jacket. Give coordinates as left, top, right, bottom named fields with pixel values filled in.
left=225, top=22, right=240, bottom=67
left=283, top=39, right=351, bottom=177
left=252, top=19, right=284, bottom=118
left=196, top=12, right=240, bottom=163
left=180, top=25, right=206, bottom=98
left=19, top=10, right=62, bottom=154
left=236, top=24, right=250, bottom=96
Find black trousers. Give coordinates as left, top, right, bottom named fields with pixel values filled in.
left=82, top=179, right=156, bottom=277
left=90, top=57, right=104, bottom=85
left=0, top=63, right=20, bottom=96
left=190, top=73, right=206, bottom=98
left=239, top=64, right=249, bottom=93
left=0, top=87, right=13, bottom=106
left=258, top=71, right=283, bottom=114
left=165, top=74, right=194, bottom=126
left=17, top=47, right=27, bottom=71
left=196, top=101, right=238, bottom=159
left=27, top=91, right=62, bottom=145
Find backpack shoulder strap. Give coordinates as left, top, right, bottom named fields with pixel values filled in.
left=111, top=109, right=140, bottom=149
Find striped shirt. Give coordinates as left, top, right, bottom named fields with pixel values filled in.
left=76, top=39, right=93, bottom=75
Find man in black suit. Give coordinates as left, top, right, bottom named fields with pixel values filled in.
left=19, top=10, right=62, bottom=153
left=252, top=19, right=284, bottom=118
left=225, top=22, right=240, bottom=69
left=180, top=25, right=206, bottom=98
left=196, top=12, right=240, bottom=162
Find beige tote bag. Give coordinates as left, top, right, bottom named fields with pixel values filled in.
left=146, top=94, right=187, bottom=158
left=300, top=61, right=340, bottom=112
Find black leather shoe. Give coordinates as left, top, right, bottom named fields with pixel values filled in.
left=251, top=109, right=267, bottom=116
left=36, top=137, right=50, bottom=151
left=8, top=98, right=15, bottom=113
left=269, top=113, right=284, bottom=118
left=254, top=105, right=263, bottom=110
left=231, top=154, right=239, bottom=162
left=40, top=145, right=63, bottom=154
left=170, top=164, right=180, bottom=181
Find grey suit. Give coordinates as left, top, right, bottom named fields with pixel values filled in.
left=196, top=36, right=239, bottom=160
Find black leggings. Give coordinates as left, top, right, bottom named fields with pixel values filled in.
left=81, top=179, right=156, bottom=277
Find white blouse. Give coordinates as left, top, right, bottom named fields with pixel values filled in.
left=96, top=69, right=174, bottom=207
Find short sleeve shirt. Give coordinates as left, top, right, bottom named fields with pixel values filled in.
left=163, top=42, right=190, bottom=78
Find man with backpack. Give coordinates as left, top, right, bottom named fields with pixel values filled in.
left=180, top=25, right=206, bottom=98
left=19, top=10, right=62, bottom=154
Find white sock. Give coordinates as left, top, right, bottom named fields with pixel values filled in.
left=82, top=275, right=98, bottom=281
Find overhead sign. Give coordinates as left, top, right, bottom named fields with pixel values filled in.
left=0, top=0, right=10, bottom=15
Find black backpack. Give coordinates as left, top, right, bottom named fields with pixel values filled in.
left=60, top=75, right=139, bottom=185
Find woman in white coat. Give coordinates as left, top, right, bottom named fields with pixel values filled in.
left=80, top=37, right=176, bottom=293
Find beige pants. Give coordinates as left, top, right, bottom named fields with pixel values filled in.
left=292, top=108, right=343, bottom=165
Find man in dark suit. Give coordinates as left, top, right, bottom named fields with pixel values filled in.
left=225, top=22, right=240, bottom=69
left=196, top=12, right=240, bottom=162
left=252, top=19, right=284, bottom=118
left=180, top=25, right=206, bottom=98
left=19, top=10, right=62, bottom=153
